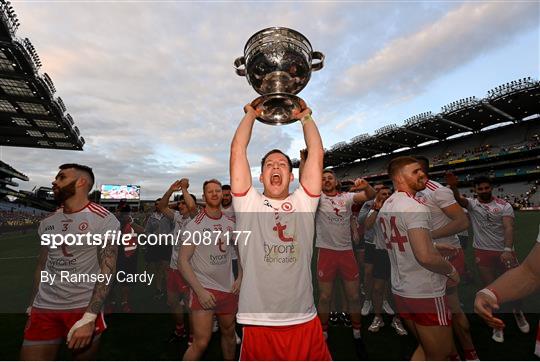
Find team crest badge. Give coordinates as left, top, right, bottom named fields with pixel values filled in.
left=79, top=221, right=89, bottom=231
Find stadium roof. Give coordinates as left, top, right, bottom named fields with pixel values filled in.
left=320, top=77, right=540, bottom=167
left=0, top=159, right=28, bottom=181
left=0, top=0, right=84, bottom=150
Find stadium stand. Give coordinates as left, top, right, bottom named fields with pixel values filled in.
left=0, top=0, right=84, bottom=150
left=296, top=79, right=540, bottom=208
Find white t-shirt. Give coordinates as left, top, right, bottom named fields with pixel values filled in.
left=232, top=185, right=319, bottom=326
left=315, top=192, right=355, bottom=250
left=466, top=197, right=514, bottom=251
left=170, top=210, right=192, bottom=269
left=416, top=180, right=460, bottom=247
left=35, top=202, right=120, bottom=309
left=358, top=200, right=375, bottom=245
left=378, top=192, right=446, bottom=298
left=181, top=209, right=235, bottom=292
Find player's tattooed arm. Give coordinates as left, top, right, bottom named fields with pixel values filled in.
left=86, top=243, right=118, bottom=314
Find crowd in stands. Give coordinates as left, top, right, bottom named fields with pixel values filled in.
left=0, top=201, right=46, bottom=231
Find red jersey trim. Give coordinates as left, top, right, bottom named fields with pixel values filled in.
left=425, top=180, right=438, bottom=191
left=88, top=204, right=108, bottom=218
left=232, top=186, right=251, bottom=197
left=301, top=182, right=320, bottom=198
left=194, top=210, right=205, bottom=224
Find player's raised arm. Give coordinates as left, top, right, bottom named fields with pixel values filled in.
left=230, top=104, right=260, bottom=194
left=445, top=172, right=468, bottom=208
left=351, top=178, right=376, bottom=204
left=297, top=108, right=324, bottom=196
left=158, top=180, right=185, bottom=220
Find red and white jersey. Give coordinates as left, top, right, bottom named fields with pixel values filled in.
left=170, top=210, right=192, bottom=269
left=34, top=202, right=120, bottom=310
left=315, top=192, right=355, bottom=250
left=415, top=179, right=460, bottom=247
left=181, top=209, right=235, bottom=292
left=232, top=185, right=320, bottom=326
left=378, top=192, right=446, bottom=298
left=466, top=197, right=514, bottom=251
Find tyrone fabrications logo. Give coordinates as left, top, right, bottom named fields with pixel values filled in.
left=263, top=242, right=298, bottom=264
left=45, top=225, right=55, bottom=231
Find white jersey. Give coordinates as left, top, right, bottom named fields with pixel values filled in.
left=378, top=192, right=446, bottom=298
left=358, top=200, right=375, bottom=245
left=221, top=204, right=237, bottom=260
left=34, top=202, right=120, bottom=309
left=368, top=209, right=386, bottom=250
left=232, top=185, right=319, bottom=326
left=315, top=192, right=355, bottom=250
left=170, top=210, right=192, bottom=269
left=416, top=179, right=460, bottom=247
left=181, top=209, right=235, bottom=292
left=466, top=197, right=514, bottom=251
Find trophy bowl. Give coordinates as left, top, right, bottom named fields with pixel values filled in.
left=234, top=27, right=324, bottom=125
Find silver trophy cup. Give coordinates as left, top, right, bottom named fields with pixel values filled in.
left=234, top=27, right=324, bottom=125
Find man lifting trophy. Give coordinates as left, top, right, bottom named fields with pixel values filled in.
left=234, top=27, right=324, bottom=125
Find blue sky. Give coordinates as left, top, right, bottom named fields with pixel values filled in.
left=0, top=1, right=538, bottom=199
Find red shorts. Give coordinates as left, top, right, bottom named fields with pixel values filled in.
left=317, top=248, right=359, bottom=282
left=474, top=248, right=518, bottom=269
left=394, top=295, right=452, bottom=327
left=240, top=316, right=332, bottom=361
left=23, top=307, right=106, bottom=342
left=167, top=268, right=189, bottom=295
left=189, top=288, right=238, bottom=315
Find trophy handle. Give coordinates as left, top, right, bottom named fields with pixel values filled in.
left=234, top=56, right=246, bottom=76
left=311, top=51, right=325, bottom=71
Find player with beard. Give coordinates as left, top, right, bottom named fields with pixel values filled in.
left=157, top=179, right=197, bottom=342
left=230, top=104, right=331, bottom=360
left=179, top=179, right=242, bottom=361
left=414, top=156, right=477, bottom=360
left=380, top=156, right=459, bottom=360
left=447, top=174, right=529, bottom=343
left=315, top=169, right=376, bottom=342
left=474, top=224, right=540, bottom=358
left=21, top=164, right=119, bottom=360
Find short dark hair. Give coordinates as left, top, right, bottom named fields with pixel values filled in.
left=413, top=155, right=430, bottom=171
left=261, top=149, right=293, bottom=172
left=222, top=184, right=231, bottom=191
left=203, top=179, right=222, bottom=192
left=177, top=193, right=197, bottom=203
left=387, top=156, right=420, bottom=178
left=59, top=163, right=94, bottom=191
left=322, top=169, right=336, bottom=176
left=473, top=176, right=492, bottom=187
left=379, top=185, right=392, bottom=191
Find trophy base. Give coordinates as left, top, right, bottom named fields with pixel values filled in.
left=251, top=93, right=306, bottom=126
